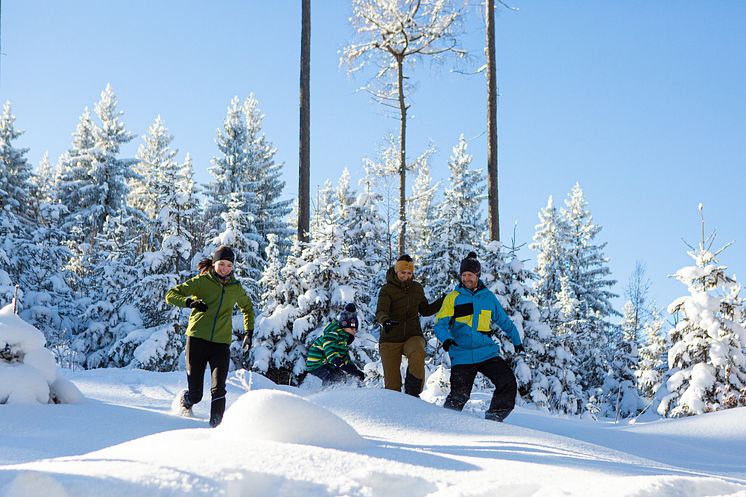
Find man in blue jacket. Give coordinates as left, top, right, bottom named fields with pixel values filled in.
left=434, top=252, right=525, bottom=422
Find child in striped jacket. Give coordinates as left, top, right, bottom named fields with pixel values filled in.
left=305, top=303, right=365, bottom=386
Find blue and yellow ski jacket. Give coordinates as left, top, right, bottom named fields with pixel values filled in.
left=434, top=282, right=522, bottom=366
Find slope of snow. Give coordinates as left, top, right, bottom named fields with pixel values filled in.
left=0, top=368, right=744, bottom=497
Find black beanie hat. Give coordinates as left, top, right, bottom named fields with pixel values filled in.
left=338, top=303, right=358, bottom=329
left=212, top=246, right=235, bottom=263
left=459, top=251, right=481, bottom=276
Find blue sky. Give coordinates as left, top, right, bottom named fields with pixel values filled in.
left=3, top=1, right=745, bottom=314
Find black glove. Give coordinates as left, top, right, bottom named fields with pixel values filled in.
left=330, top=357, right=345, bottom=368
left=341, top=363, right=365, bottom=380
left=382, top=320, right=400, bottom=333
left=186, top=298, right=208, bottom=312
left=442, top=338, right=458, bottom=352
left=242, top=330, right=254, bottom=350
left=515, top=344, right=525, bottom=355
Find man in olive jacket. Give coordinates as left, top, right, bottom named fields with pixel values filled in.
left=376, top=254, right=444, bottom=396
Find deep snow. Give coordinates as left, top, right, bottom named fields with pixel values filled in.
left=1, top=367, right=745, bottom=497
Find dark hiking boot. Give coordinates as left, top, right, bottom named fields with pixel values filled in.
left=485, top=409, right=511, bottom=422
left=404, top=371, right=424, bottom=397
left=209, top=413, right=223, bottom=428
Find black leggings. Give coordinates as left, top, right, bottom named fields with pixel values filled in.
left=444, top=357, right=517, bottom=417
left=185, top=336, right=230, bottom=421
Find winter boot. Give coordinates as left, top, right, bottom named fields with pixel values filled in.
left=485, top=409, right=511, bottom=422
left=209, top=413, right=223, bottom=428
left=404, top=371, right=424, bottom=397
left=176, top=389, right=194, bottom=417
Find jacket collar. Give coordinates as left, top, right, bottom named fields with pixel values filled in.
left=456, top=280, right=486, bottom=295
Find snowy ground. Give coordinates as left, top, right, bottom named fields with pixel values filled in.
left=1, top=368, right=745, bottom=497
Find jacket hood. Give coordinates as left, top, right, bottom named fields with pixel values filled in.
left=386, top=267, right=405, bottom=287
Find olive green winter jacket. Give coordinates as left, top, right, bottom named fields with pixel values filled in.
left=165, top=271, right=254, bottom=345
left=375, top=267, right=444, bottom=343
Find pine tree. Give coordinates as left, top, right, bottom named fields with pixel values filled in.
left=530, top=195, right=570, bottom=331
left=205, top=96, right=250, bottom=232
left=600, top=301, right=643, bottom=418
left=32, top=152, right=55, bottom=205
left=425, top=135, right=486, bottom=298
left=52, top=107, right=99, bottom=241
left=658, top=208, right=746, bottom=417
left=71, top=214, right=142, bottom=369
left=210, top=193, right=263, bottom=303
left=0, top=101, right=34, bottom=305
left=253, top=205, right=378, bottom=384
left=407, top=148, right=438, bottom=285
left=561, top=183, right=618, bottom=393
left=129, top=116, right=179, bottom=251
left=636, top=306, right=668, bottom=399
left=482, top=240, right=582, bottom=415
left=242, top=95, right=293, bottom=256
left=90, top=84, right=139, bottom=234
left=172, top=153, right=202, bottom=271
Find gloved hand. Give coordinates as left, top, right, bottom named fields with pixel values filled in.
left=341, top=363, right=365, bottom=380
left=442, top=338, right=458, bottom=352
left=242, top=330, right=254, bottom=351
left=515, top=344, right=525, bottom=355
left=382, top=320, right=400, bottom=333
left=330, top=357, right=345, bottom=368
left=186, top=298, right=208, bottom=312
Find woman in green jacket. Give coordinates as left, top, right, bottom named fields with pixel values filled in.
left=165, top=245, right=254, bottom=427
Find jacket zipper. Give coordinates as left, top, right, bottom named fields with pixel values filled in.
left=210, top=281, right=226, bottom=342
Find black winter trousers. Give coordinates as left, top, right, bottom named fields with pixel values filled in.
left=185, top=336, right=230, bottom=423
left=444, top=357, right=517, bottom=420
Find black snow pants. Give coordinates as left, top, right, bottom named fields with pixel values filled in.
left=444, top=356, right=517, bottom=421
left=185, top=336, right=230, bottom=424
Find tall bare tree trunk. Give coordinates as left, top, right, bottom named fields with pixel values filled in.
left=397, top=56, right=407, bottom=255
left=486, top=0, right=500, bottom=241
left=298, top=0, right=311, bottom=243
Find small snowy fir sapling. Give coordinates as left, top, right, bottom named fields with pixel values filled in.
left=658, top=207, right=746, bottom=417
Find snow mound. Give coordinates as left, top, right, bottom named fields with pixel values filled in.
left=217, top=389, right=369, bottom=450
left=0, top=304, right=84, bottom=404
left=311, top=387, right=513, bottom=436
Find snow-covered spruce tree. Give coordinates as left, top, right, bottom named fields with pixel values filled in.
left=16, top=202, right=75, bottom=351
left=407, top=147, right=438, bottom=286
left=658, top=209, right=746, bottom=417
left=211, top=193, right=267, bottom=298
left=482, top=240, right=582, bottom=415
left=71, top=214, right=143, bottom=369
left=0, top=101, right=34, bottom=305
left=52, top=107, right=99, bottom=242
left=90, top=84, right=139, bottom=235
left=599, top=301, right=643, bottom=419
left=345, top=180, right=390, bottom=297
left=560, top=183, right=618, bottom=394
left=636, top=305, right=668, bottom=400
left=32, top=152, right=55, bottom=205
left=253, top=213, right=377, bottom=384
left=128, top=116, right=179, bottom=251
left=425, top=135, right=486, bottom=298
left=108, top=240, right=183, bottom=372
left=204, top=96, right=251, bottom=237
left=530, top=195, right=570, bottom=332
left=241, top=95, right=292, bottom=258
left=173, top=153, right=203, bottom=271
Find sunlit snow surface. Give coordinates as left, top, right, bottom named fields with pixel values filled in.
left=1, top=368, right=745, bottom=497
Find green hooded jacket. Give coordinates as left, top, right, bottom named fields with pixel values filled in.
left=165, top=271, right=254, bottom=345
left=375, top=267, right=444, bottom=343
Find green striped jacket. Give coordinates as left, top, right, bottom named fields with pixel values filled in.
left=305, top=321, right=353, bottom=371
